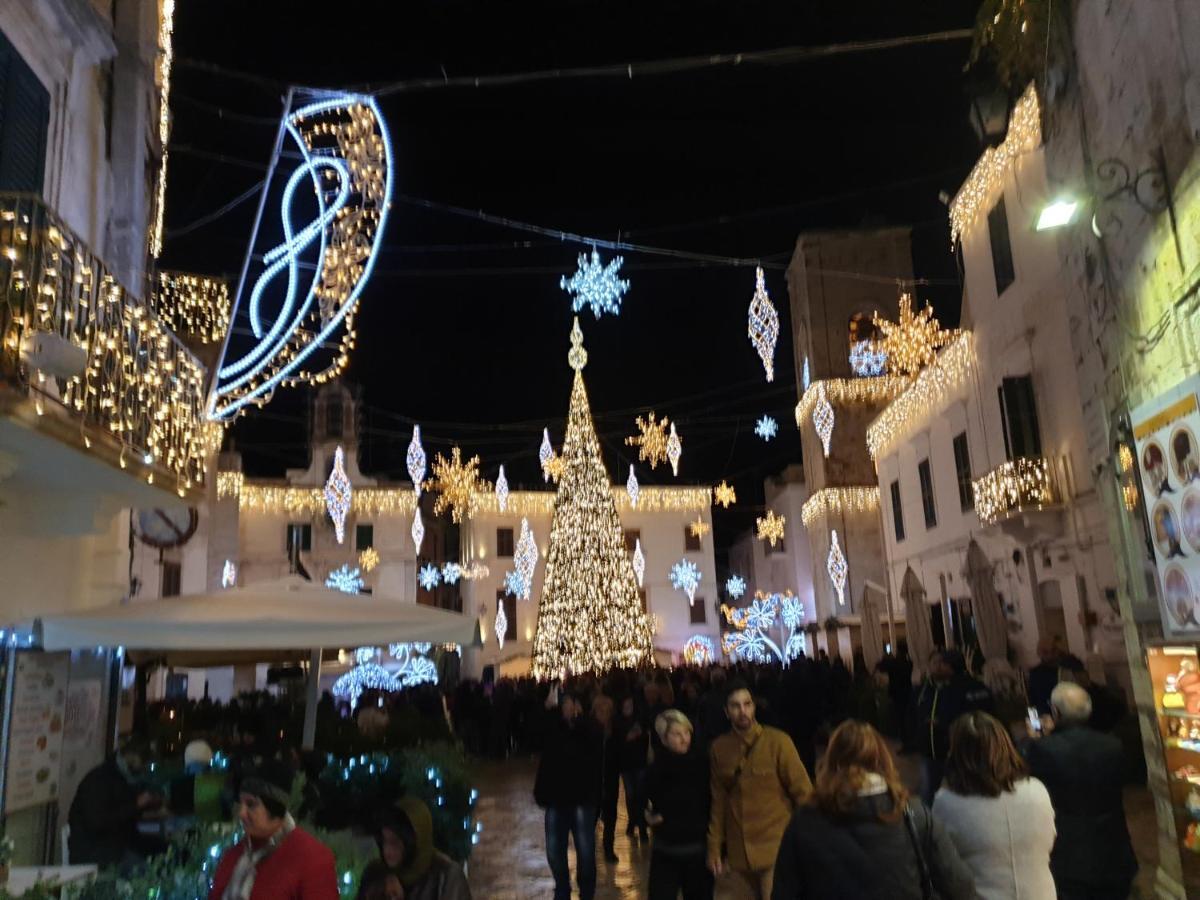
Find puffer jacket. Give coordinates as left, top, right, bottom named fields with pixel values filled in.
left=644, top=746, right=709, bottom=853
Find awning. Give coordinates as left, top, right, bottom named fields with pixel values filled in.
left=39, top=576, right=474, bottom=652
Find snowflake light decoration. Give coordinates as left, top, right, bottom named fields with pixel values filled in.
left=359, top=547, right=380, bottom=573
left=781, top=593, right=804, bottom=629
left=386, top=643, right=439, bottom=689
left=747, top=266, right=779, bottom=382
left=332, top=655, right=399, bottom=710
left=873, top=292, right=956, bottom=378
left=323, top=445, right=352, bottom=544
left=495, top=465, right=509, bottom=513
left=411, top=507, right=425, bottom=553
left=503, top=570, right=525, bottom=597
left=418, top=563, right=441, bottom=590
left=221, top=560, right=237, bottom=588
left=827, top=529, right=848, bottom=604
left=713, top=481, right=737, bottom=508
left=849, top=340, right=888, bottom=377
left=627, top=466, right=640, bottom=508
left=326, top=565, right=363, bottom=594
left=539, top=428, right=555, bottom=482
left=495, top=600, right=509, bottom=649
left=560, top=248, right=630, bottom=318
left=812, top=384, right=834, bottom=457
left=544, top=455, right=566, bottom=482
left=513, top=518, right=538, bottom=600
left=683, top=635, right=716, bottom=665
left=689, top=517, right=711, bottom=539
left=441, top=562, right=462, bottom=585
left=625, top=413, right=671, bottom=469
left=425, top=447, right=490, bottom=523
left=725, top=574, right=747, bottom=599
left=756, top=510, right=786, bottom=547
left=667, top=422, right=682, bottom=476
left=632, top=538, right=646, bottom=588
left=755, top=416, right=779, bottom=440
left=669, top=559, right=702, bottom=605
left=722, top=591, right=805, bottom=666
left=407, top=426, right=426, bottom=496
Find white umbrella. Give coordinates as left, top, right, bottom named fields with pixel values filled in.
left=901, top=566, right=935, bottom=680
left=964, top=540, right=1017, bottom=691
left=859, top=583, right=885, bottom=671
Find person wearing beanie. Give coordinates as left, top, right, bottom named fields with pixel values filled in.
left=356, top=797, right=471, bottom=900
left=209, top=758, right=339, bottom=900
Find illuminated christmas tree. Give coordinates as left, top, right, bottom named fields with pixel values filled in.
left=531, top=319, right=655, bottom=679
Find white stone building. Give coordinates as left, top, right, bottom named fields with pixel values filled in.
left=727, top=465, right=815, bottom=614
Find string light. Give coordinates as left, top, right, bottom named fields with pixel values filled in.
left=689, top=517, right=711, bottom=539
left=514, top=517, right=538, bottom=600
left=754, top=415, right=778, bottom=440
left=756, top=510, right=786, bottom=547
left=148, top=0, right=175, bottom=258
left=849, top=340, right=887, bottom=377
left=667, top=422, right=682, bottom=476
left=531, top=321, right=654, bottom=678
left=323, top=445, right=352, bottom=544
left=217, top=472, right=244, bottom=499
left=441, top=562, right=462, bottom=584
left=209, top=94, right=394, bottom=420
left=418, top=563, right=441, bottom=590
left=495, top=600, right=508, bottom=649
left=359, top=547, right=380, bottom=572
left=812, top=385, right=835, bottom=457
left=495, top=465, right=509, bottom=513
left=219, top=481, right=418, bottom=517
left=747, top=266, right=779, bottom=382
left=627, top=465, right=640, bottom=508
left=725, top=574, right=747, bottom=599
left=326, top=565, right=364, bottom=594
left=873, top=292, right=957, bottom=378
left=973, top=456, right=1056, bottom=527
left=407, top=426, right=426, bottom=496
left=683, top=635, right=716, bottom=665
left=713, top=481, right=737, bottom=508
left=632, top=538, right=645, bottom=588
left=462, top=561, right=490, bottom=580
left=411, top=507, right=425, bottom=553
left=827, top=530, right=847, bottom=605
left=151, top=272, right=230, bottom=344
left=867, top=331, right=975, bottom=459
left=950, top=83, right=1041, bottom=246
left=539, top=428, right=555, bottom=482
left=221, top=560, right=237, bottom=588
left=426, top=447, right=491, bottom=524
left=669, top=559, right=702, bottom=605
left=801, top=487, right=880, bottom=528
left=560, top=249, right=629, bottom=318
left=625, top=412, right=672, bottom=470
left=795, top=376, right=909, bottom=423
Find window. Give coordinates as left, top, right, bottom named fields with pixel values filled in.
left=161, top=561, right=181, bottom=598
left=918, top=459, right=937, bottom=529
left=0, top=35, right=50, bottom=192
left=987, top=196, right=1015, bottom=296
left=766, top=535, right=786, bottom=554
left=638, top=589, right=648, bottom=613
left=496, top=528, right=514, bottom=558
left=890, top=480, right=906, bottom=542
left=624, top=529, right=641, bottom=552
left=684, top=526, right=701, bottom=552
left=355, top=523, right=374, bottom=551
left=953, top=432, right=974, bottom=511
left=497, top=591, right=517, bottom=642
left=998, top=375, right=1042, bottom=460
left=287, top=523, right=312, bottom=555
left=325, top=397, right=343, bottom=438
left=690, top=598, right=707, bottom=624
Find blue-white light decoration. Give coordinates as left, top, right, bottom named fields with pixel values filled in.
left=669, top=559, right=702, bottom=605
left=539, top=428, right=554, bottom=482
left=722, top=590, right=806, bottom=665
left=683, top=635, right=717, bottom=665
left=560, top=248, right=630, bottom=318
left=513, top=518, right=538, bottom=600
left=326, top=564, right=363, bottom=594
left=802, top=357, right=811, bottom=391
left=632, top=538, right=646, bottom=588
left=725, top=574, right=747, bottom=600
left=441, top=562, right=462, bottom=585
left=386, top=643, right=439, bottom=688
left=411, top=507, right=425, bottom=553
left=332, top=647, right=400, bottom=710
left=755, top=416, right=779, bottom=441
left=503, top=570, right=525, bottom=598
left=408, top=426, right=426, bottom=496
left=495, top=599, right=508, bottom=649
left=418, top=563, right=441, bottom=591
left=627, top=465, right=640, bottom=508
left=324, top=445, right=352, bottom=544
left=495, top=465, right=509, bottom=513
left=747, top=266, right=779, bottom=383
left=849, top=340, right=888, bottom=377
left=208, top=94, right=394, bottom=421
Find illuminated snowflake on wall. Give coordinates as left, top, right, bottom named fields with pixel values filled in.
left=323, top=445, right=352, bottom=544
left=669, top=559, right=702, bottom=605
left=713, top=481, right=737, bottom=508
left=632, top=538, right=645, bottom=588
left=812, top=384, right=834, bottom=457
left=683, top=635, right=716, bottom=665
left=755, top=416, right=779, bottom=440
left=722, top=591, right=806, bottom=665
left=725, top=574, right=747, bottom=599
left=560, top=248, right=630, bottom=318
left=827, top=529, right=848, bottom=605
left=627, top=466, right=640, bottom=508
left=418, top=563, right=441, bottom=591
left=326, top=565, right=363, bottom=594
left=747, top=266, right=779, bottom=382
left=666, top=423, right=682, bottom=476
left=849, top=340, right=888, bottom=377
left=625, top=413, right=671, bottom=470
left=407, top=426, right=426, bottom=496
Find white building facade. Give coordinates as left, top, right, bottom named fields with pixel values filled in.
left=727, top=465, right=815, bottom=615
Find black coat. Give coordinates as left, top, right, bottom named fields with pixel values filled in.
left=1024, top=723, right=1138, bottom=890
left=912, top=674, right=993, bottom=761
left=67, top=758, right=140, bottom=866
left=534, top=714, right=602, bottom=808
left=614, top=711, right=650, bottom=772
left=770, top=794, right=975, bottom=900
left=643, top=746, right=709, bottom=852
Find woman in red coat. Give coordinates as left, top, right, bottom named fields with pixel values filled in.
left=210, top=759, right=339, bottom=900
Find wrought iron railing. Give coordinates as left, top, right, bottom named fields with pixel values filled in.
left=0, top=193, right=220, bottom=494
left=972, top=456, right=1059, bottom=527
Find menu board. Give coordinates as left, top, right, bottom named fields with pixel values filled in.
left=5, top=652, right=69, bottom=814
left=1132, top=375, right=1200, bottom=636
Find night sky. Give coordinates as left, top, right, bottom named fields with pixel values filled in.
left=163, top=1, right=984, bottom=557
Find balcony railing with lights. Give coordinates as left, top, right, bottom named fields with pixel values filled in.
left=972, top=456, right=1059, bottom=528
left=0, top=194, right=221, bottom=495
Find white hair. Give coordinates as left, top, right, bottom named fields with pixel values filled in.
left=1050, top=681, right=1092, bottom=726
left=654, top=709, right=693, bottom=742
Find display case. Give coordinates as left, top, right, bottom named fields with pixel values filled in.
left=1148, top=643, right=1200, bottom=877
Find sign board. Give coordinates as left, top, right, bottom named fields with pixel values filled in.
left=5, top=652, right=69, bottom=813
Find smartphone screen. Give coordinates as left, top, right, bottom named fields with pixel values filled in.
left=1027, top=706, right=1042, bottom=732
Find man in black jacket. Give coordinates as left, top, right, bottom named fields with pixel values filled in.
left=1025, top=681, right=1138, bottom=900
left=534, top=690, right=602, bottom=900
left=911, top=648, right=992, bottom=805
left=67, top=742, right=160, bottom=868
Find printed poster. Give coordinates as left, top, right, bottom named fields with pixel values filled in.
left=5, top=651, right=69, bottom=814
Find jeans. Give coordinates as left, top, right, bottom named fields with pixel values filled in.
left=621, top=768, right=647, bottom=830
left=545, top=805, right=597, bottom=900
left=648, top=850, right=714, bottom=900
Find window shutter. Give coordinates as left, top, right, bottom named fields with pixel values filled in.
left=0, top=34, right=50, bottom=193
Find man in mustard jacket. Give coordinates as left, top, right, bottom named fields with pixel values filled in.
left=707, top=680, right=812, bottom=899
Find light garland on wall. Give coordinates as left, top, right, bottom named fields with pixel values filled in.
left=495, top=465, right=509, bottom=513
left=358, top=547, right=380, bottom=573
left=747, top=266, right=779, bottom=382
left=949, top=83, right=1041, bottom=246
left=972, top=456, right=1056, bottom=527
left=755, top=415, right=779, bottom=440
left=713, top=481, right=737, bottom=508
left=812, top=385, right=835, bottom=457
left=560, top=249, right=630, bottom=318
left=756, top=510, right=786, bottom=547
left=411, top=508, right=425, bottom=553
left=514, top=517, right=538, bottom=600
left=683, top=635, right=716, bottom=665
left=326, top=565, right=364, bottom=594
left=225, top=483, right=418, bottom=517
left=632, top=538, right=645, bottom=587
left=801, top=486, right=880, bottom=528
left=625, top=412, right=672, bottom=470
left=873, top=293, right=957, bottom=378
left=539, top=428, right=555, bottom=482
left=418, top=563, right=441, bottom=590
left=667, top=422, right=682, bottom=476
left=217, top=471, right=244, bottom=499
left=627, top=466, right=639, bottom=508
left=426, top=447, right=491, bottom=524
left=795, top=376, right=909, bottom=423
left=722, top=591, right=805, bottom=665
left=827, top=530, right=847, bottom=605
left=866, top=331, right=976, bottom=460
left=849, top=340, right=887, bottom=377
left=148, top=0, right=175, bottom=259
left=669, top=559, right=702, bottom=604
left=725, top=574, right=747, bottom=599
left=323, top=445, right=352, bottom=544
left=407, top=426, right=426, bottom=496
left=689, top=516, right=711, bottom=539
left=470, top=486, right=712, bottom=516
left=151, top=272, right=230, bottom=345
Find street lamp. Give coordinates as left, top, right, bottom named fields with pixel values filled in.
left=1036, top=197, right=1079, bottom=230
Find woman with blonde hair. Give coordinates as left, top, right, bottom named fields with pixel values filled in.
left=933, top=711, right=1055, bottom=899
left=771, top=720, right=974, bottom=899
left=643, top=709, right=712, bottom=899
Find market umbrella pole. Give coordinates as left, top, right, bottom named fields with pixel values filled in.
left=302, top=647, right=322, bottom=751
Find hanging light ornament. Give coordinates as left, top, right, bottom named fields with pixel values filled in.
left=326, top=565, right=364, bottom=594
left=441, top=562, right=462, bottom=584
left=666, top=422, right=682, bottom=476
left=625, top=413, right=672, bottom=470
left=747, top=266, right=779, bottom=382
left=411, top=507, right=425, bottom=553
left=323, top=445, right=352, bottom=544
left=632, top=538, right=646, bottom=588
left=812, top=384, right=835, bottom=457
left=407, top=425, right=426, bottom=496
left=713, top=481, right=737, bottom=508
left=828, top=530, right=848, bottom=604
left=514, top=518, right=538, bottom=600
left=222, top=560, right=237, bottom=588
left=689, top=517, right=711, bottom=539
left=425, top=447, right=491, bottom=524
left=418, top=563, right=441, bottom=591
left=873, top=292, right=956, bottom=378
left=560, top=248, right=630, bottom=318
left=802, top=357, right=811, bottom=390
left=358, top=547, right=380, bottom=572
left=849, top=340, right=888, bottom=377
left=756, top=510, right=786, bottom=547
left=755, top=416, right=779, bottom=441
left=669, top=559, right=702, bottom=605
left=495, top=599, right=509, bottom=649
left=496, top=465, right=509, bottom=513
left=539, top=428, right=555, bottom=482
left=627, top=465, right=640, bottom=508
left=725, top=574, right=747, bottom=599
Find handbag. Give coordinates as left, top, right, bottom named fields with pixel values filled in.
left=902, top=803, right=934, bottom=900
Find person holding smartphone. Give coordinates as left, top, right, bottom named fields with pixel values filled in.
left=644, top=710, right=712, bottom=900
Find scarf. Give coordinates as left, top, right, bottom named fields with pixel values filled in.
left=223, top=814, right=296, bottom=900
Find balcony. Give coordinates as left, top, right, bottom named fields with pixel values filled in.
left=0, top=193, right=221, bottom=512
left=972, top=456, right=1062, bottom=543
